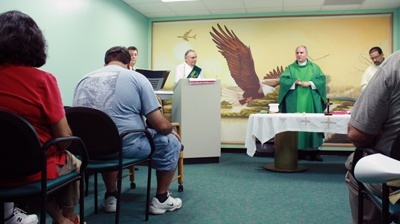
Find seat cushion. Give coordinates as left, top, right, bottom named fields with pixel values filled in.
left=86, top=157, right=149, bottom=172
left=0, top=171, right=81, bottom=199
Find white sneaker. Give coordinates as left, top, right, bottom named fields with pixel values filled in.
left=104, top=196, right=117, bottom=213
left=4, top=208, right=38, bottom=224
left=149, top=192, right=182, bottom=215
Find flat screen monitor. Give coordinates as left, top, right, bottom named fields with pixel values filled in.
left=136, top=69, right=170, bottom=90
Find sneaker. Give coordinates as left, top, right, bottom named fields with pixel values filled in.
left=104, top=196, right=117, bottom=213
left=4, top=208, right=38, bottom=224
left=149, top=192, right=182, bottom=215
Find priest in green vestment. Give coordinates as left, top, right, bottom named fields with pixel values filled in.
left=278, top=45, right=327, bottom=161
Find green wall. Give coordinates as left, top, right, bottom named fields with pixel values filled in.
left=1, top=1, right=399, bottom=104
left=0, top=0, right=149, bottom=104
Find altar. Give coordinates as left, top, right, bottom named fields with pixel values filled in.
left=245, top=113, right=351, bottom=172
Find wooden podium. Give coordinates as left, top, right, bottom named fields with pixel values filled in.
left=172, top=79, right=221, bottom=162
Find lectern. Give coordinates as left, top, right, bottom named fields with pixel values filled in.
left=172, top=79, right=221, bottom=162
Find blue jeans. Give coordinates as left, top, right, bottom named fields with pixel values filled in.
left=122, top=129, right=181, bottom=171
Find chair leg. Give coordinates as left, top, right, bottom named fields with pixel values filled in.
left=177, top=151, right=184, bottom=192
left=94, top=173, right=98, bottom=214
left=145, top=161, right=152, bottom=221
left=382, top=184, right=389, bottom=224
left=129, top=166, right=136, bottom=189
left=40, top=192, right=47, bottom=224
left=0, top=202, right=4, bottom=224
left=116, top=168, right=123, bottom=224
left=79, top=175, right=85, bottom=224
left=357, top=184, right=364, bottom=224
left=85, top=171, right=90, bottom=196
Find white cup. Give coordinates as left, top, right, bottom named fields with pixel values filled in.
left=269, top=103, right=279, bottom=113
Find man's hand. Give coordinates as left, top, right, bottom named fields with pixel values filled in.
left=301, top=81, right=311, bottom=87
left=295, top=80, right=303, bottom=86
left=171, top=129, right=181, bottom=142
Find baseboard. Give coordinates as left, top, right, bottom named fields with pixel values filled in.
left=220, top=147, right=353, bottom=156
left=183, top=157, right=220, bottom=164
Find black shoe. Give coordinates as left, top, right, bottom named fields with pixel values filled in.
left=298, top=150, right=306, bottom=160
left=310, top=151, right=323, bottom=162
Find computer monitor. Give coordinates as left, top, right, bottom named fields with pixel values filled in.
left=136, top=69, right=170, bottom=90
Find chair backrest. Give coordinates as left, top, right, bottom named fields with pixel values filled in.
left=65, top=107, right=122, bottom=158
left=390, top=133, right=400, bottom=161
left=0, top=109, right=43, bottom=181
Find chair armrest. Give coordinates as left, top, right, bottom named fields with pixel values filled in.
left=43, top=136, right=89, bottom=169
left=351, top=147, right=383, bottom=176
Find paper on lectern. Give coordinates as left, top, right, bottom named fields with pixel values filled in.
left=188, top=78, right=216, bottom=85
left=354, top=154, right=400, bottom=183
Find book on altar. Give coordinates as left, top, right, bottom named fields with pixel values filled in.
left=188, top=78, right=216, bottom=85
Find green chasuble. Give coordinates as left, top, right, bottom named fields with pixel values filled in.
left=278, top=60, right=327, bottom=149
left=186, top=65, right=202, bottom=78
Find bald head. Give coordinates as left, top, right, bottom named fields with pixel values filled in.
left=295, top=45, right=308, bottom=63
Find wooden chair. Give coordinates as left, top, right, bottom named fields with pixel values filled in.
left=126, top=96, right=184, bottom=192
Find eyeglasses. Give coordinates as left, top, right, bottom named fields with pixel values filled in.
left=370, top=54, right=382, bottom=61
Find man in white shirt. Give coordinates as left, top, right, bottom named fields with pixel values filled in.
left=360, top=47, right=385, bottom=92
left=174, top=49, right=203, bottom=84
left=128, top=46, right=138, bottom=71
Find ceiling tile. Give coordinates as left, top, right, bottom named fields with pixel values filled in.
left=320, top=5, right=361, bottom=10
left=284, top=0, right=325, bottom=7
left=203, top=0, right=244, bottom=9
left=246, top=7, right=283, bottom=13
left=284, top=6, right=322, bottom=12
left=166, top=2, right=208, bottom=11
left=121, top=0, right=400, bottom=18
left=210, top=8, right=248, bottom=15
left=244, top=0, right=283, bottom=8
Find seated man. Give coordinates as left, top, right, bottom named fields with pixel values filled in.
left=345, top=50, right=400, bottom=223
left=73, top=46, right=182, bottom=215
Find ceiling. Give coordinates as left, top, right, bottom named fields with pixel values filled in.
left=122, top=0, right=400, bottom=18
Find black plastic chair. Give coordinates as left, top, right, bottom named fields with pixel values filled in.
left=65, top=107, right=155, bottom=223
left=351, top=135, right=400, bottom=224
left=0, top=109, right=88, bottom=224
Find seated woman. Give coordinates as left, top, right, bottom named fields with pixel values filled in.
left=0, top=10, right=83, bottom=224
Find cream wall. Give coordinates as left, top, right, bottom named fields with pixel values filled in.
left=0, top=0, right=149, bottom=104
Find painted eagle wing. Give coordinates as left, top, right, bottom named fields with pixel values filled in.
left=210, top=24, right=260, bottom=92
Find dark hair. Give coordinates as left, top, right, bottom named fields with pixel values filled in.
left=104, top=46, right=131, bottom=65
left=0, top=10, right=47, bottom=67
left=127, top=46, right=138, bottom=53
left=369, top=46, right=383, bottom=55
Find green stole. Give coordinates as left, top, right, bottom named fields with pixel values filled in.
left=186, top=65, right=202, bottom=78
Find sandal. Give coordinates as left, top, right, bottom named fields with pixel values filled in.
left=72, top=214, right=86, bottom=224
left=52, top=214, right=86, bottom=224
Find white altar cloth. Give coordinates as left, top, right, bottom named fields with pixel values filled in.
left=245, top=113, right=351, bottom=156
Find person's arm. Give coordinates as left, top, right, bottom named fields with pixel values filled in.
left=174, top=64, right=183, bottom=84
left=50, top=116, right=72, bottom=150
left=347, top=123, right=376, bottom=148
left=146, top=109, right=173, bottom=135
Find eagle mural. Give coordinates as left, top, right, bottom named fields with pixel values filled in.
left=210, top=23, right=284, bottom=105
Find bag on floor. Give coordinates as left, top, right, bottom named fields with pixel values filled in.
left=254, top=138, right=275, bottom=157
